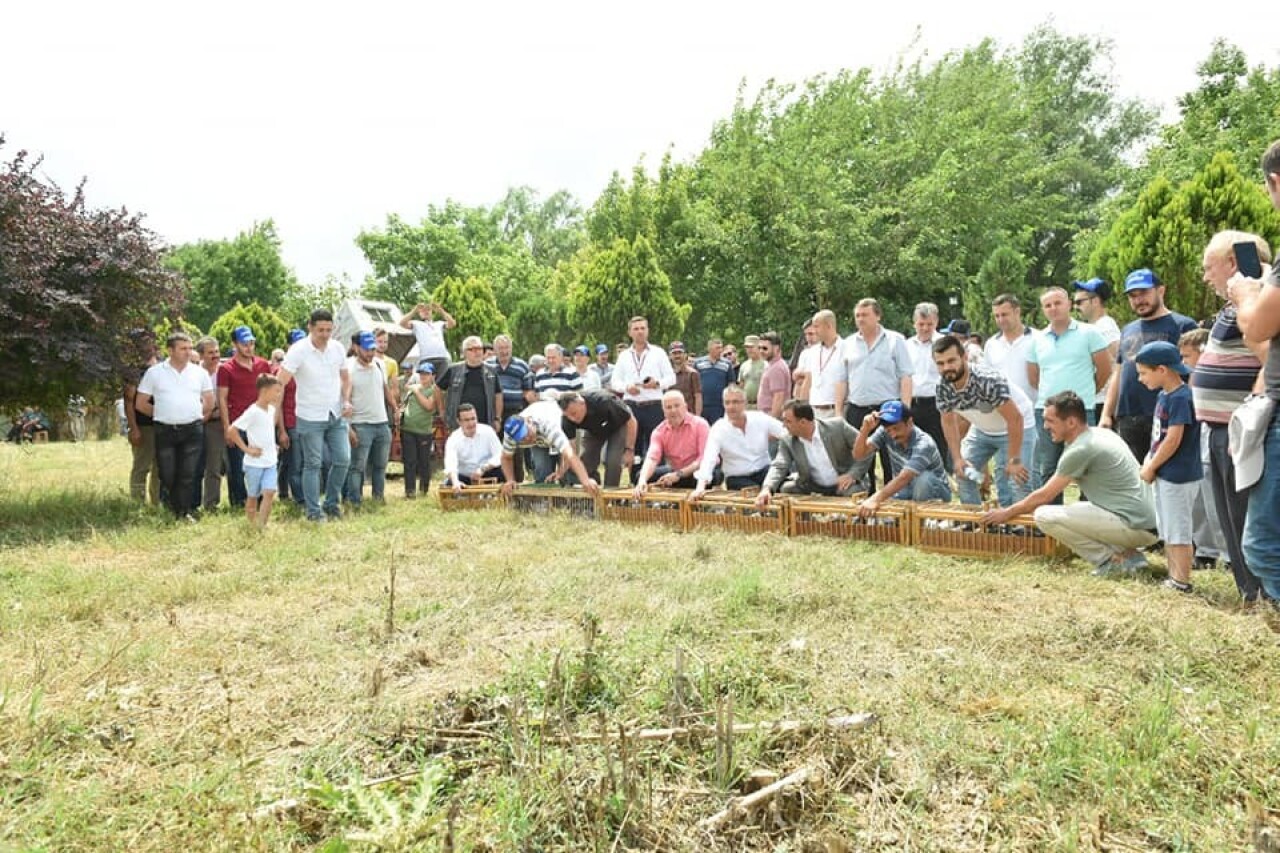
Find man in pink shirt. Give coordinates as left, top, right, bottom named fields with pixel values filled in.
left=633, top=390, right=710, bottom=495
left=755, top=331, right=792, bottom=419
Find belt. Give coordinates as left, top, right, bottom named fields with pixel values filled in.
left=157, top=420, right=201, bottom=428
left=812, top=405, right=836, bottom=413
left=628, top=400, right=662, bottom=407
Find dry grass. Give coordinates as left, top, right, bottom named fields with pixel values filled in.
left=3, top=440, right=1280, bottom=851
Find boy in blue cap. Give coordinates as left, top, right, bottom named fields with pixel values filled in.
left=1136, top=340, right=1201, bottom=592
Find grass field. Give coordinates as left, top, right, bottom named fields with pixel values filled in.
left=3, top=440, right=1280, bottom=851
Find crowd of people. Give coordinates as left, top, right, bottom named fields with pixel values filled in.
left=118, top=142, right=1280, bottom=606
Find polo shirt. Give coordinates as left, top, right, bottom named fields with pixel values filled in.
left=1026, top=320, right=1108, bottom=408
left=409, top=319, right=450, bottom=360
left=757, top=357, right=792, bottom=413
left=905, top=333, right=942, bottom=398
left=1193, top=302, right=1263, bottom=424
left=936, top=363, right=1035, bottom=436
left=1113, top=313, right=1199, bottom=417
left=694, top=356, right=733, bottom=417
left=488, top=356, right=532, bottom=412
left=868, top=425, right=945, bottom=478
left=346, top=357, right=389, bottom=424
left=844, top=329, right=911, bottom=407
left=796, top=340, right=844, bottom=406
left=672, top=366, right=701, bottom=412
left=137, top=359, right=213, bottom=425
left=503, top=400, right=572, bottom=455
left=562, top=390, right=631, bottom=440
left=645, top=414, right=710, bottom=470
left=1057, top=428, right=1157, bottom=529
left=217, top=355, right=271, bottom=422
left=695, top=411, right=785, bottom=483
left=281, top=337, right=346, bottom=422
left=983, top=327, right=1037, bottom=405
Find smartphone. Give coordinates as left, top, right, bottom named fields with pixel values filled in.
left=1234, top=241, right=1264, bottom=279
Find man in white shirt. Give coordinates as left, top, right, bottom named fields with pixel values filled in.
left=444, top=404, right=505, bottom=492
left=903, top=302, right=950, bottom=473
left=277, top=309, right=353, bottom=522
left=610, top=315, right=677, bottom=481
left=691, top=384, right=786, bottom=499
left=399, top=301, right=457, bottom=376
left=984, top=293, right=1039, bottom=407
left=793, top=309, right=845, bottom=416
left=135, top=332, right=215, bottom=518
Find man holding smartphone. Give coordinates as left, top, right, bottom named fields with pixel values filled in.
left=1099, top=269, right=1198, bottom=462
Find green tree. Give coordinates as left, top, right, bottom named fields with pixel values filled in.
left=278, top=273, right=359, bottom=328
left=166, top=220, right=297, bottom=330
left=964, top=246, right=1032, bottom=336
left=566, top=237, right=689, bottom=345
left=154, top=316, right=204, bottom=342
left=208, top=302, right=290, bottom=354
left=429, top=276, right=506, bottom=356
left=1088, top=152, right=1280, bottom=322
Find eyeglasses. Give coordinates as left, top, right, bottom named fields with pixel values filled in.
left=465, top=346, right=482, bottom=351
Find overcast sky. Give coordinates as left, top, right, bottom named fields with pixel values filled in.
left=6, top=1, right=1279, bottom=288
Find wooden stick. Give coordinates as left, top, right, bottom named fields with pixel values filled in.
left=549, top=712, right=875, bottom=744
left=699, top=763, right=818, bottom=831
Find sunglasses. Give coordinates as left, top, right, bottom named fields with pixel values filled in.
left=1071, top=298, right=1093, bottom=306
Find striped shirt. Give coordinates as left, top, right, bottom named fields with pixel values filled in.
left=532, top=367, right=583, bottom=400
left=1192, top=303, right=1261, bottom=424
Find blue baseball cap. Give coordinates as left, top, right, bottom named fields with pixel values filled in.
left=356, top=331, right=377, bottom=350
left=595, top=343, right=609, bottom=355
left=573, top=345, right=590, bottom=356
left=1135, top=340, right=1189, bottom=376
left=504, top=416, right=530, bottom=442
left=1074, top=277, right=1112, bottom=300
left=232, top=325, right=256, bottom=344
left=416, top=361, right=435, bottom=374
left=287, top=328, right=306, bottom=345
left=878, top=400, right=908, bottom=424
left=1124, top=268, right=1161, bottom=292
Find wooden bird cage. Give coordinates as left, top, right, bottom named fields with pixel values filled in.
left=909, top=502, right=1066, bottom=558
left=598, top=488, right=689, bottom=530
left=437, top=480, right=505, bottom=511
left=685, top=488, right=788, bottom=536
left=786, top=494, right=911, bottom=545
left=507, top=484, right=598, bottom=519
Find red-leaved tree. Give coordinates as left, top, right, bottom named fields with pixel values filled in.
left=0, top=138, right=185, bottom=410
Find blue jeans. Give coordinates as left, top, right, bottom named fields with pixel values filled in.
left=890, top=469, right=951, bottom=502
left=1243, top=411, right=1280, bottom=600
left=958, top=427, right=1037, bottom=507
left=346, top=422, right=392, bottom=503
left=226, top=438, right=248, bottom=507
left=530, top=446, right=559, bottom=483
left=276, top=425, right=304, bottom=506
left=1033, top=407, right=1095, bottom=504
left=297, top=414, right=351, bottom=519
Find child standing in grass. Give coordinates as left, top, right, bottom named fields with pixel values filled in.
left=227, top=374, right=284, bottom=529
left=1135, top=341, right=1201, bottom=593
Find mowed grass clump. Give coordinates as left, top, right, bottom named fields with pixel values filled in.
left=3, top=440, right=1280, bottom=850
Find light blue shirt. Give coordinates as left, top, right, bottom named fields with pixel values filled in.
left=844, top=328, right=912, bottom=407
left=1027, top=320, right=1108, bottom=408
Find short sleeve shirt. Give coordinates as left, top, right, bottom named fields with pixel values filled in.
left=868, top=425, right=944, bottom=478
left=936, top=363, right=1035, bottom=436
left=757, top=357, right=793, bottom=413
left=231, top=404, right=278, bottom=468
left=410, top=319, right=450, bottom=360
left=1055, top=427, right=1157, bottom=529
left=844, top=329, right=911, bottom=406
left=1114, top=313, right=1199, bottom=417
left=1150, top=384, right=1201, bottom=484
left=1027, top=320, right=1109, bottom=408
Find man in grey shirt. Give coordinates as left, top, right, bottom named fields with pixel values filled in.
left=839, top=297, right=912, bottom=491
left=984, top=390, right=1158, bottom=576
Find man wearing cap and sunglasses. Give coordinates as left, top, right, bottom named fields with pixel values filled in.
left=590, top=343, right=613, bottom=389
left=344, top=331, right=398, bottom=505
left=1071, top=278, right=1122, bottom=423
left=1098, top=269, right=1198, bottom=463
left=218, top=324, right=273, bottom=509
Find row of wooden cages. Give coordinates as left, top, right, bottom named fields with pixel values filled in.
left=439, top=485, right=1068, bottom=559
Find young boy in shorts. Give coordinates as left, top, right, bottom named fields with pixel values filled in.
left=1135, top=341, right=1201, bottom=592
left=228, top=374, right=284, bottom=529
